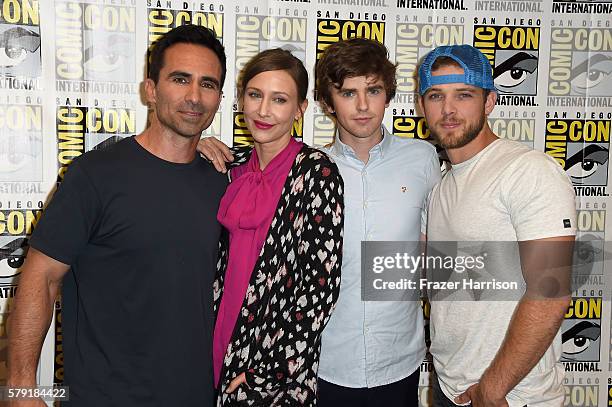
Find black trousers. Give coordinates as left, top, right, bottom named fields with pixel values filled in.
left=317, top=368, right=420, bottom=407
left=432, top=376, right=463, bottom=407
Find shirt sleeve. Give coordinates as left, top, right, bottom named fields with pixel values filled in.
left=421, top=191, right=430, bottom=236
left=421, top=147, right=442, bottom=235
left=501, top=151, right=577, bottom=241
left=29, top=159, right=102, bottom=265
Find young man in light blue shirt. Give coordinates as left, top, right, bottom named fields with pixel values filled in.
left=315, top=38, right=440, bottom=406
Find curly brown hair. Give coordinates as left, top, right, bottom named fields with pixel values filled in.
left=316, top=38, right=396, bottom=110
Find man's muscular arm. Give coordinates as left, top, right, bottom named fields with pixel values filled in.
left=8, top=248, right=69, bottom=388
left=456, top=236, right=574, bottom=407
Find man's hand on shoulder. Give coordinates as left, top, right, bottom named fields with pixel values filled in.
left=197, top=137, right=233, bottom=173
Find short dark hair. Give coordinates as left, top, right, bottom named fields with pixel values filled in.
left=238, top=48, right=308, bottom=106
left=148, top=24, right=227, bottom=88
left=316, top=38, right=396, bottom=109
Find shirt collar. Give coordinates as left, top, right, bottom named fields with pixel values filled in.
left=331, top=126, right=393, bottom=160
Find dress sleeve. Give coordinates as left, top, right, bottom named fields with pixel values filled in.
left=238, top=154, right=344, bottom=404
left=228, top=147, right=252, bottom=168
left=213, top=228, right=229, bottom=314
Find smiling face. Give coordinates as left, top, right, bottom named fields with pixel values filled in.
left=145, top=43, right=222, bottom=139
left=328, top=75, right=388, bottom=144
left=242, top=69, right=307, bottom=151
left=418, top=65, right=496, bottom=149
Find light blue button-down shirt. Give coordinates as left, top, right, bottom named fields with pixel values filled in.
left=318, top=126, right=441, bottom=388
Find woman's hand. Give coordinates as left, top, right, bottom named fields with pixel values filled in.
left=197, top=137, right=234, bottom=173
left=225, top=372, right=247, bottom=393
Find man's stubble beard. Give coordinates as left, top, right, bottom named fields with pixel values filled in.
left=430, top=113, right=486, bottom=150
left=158, top=101, right=211, bottom=139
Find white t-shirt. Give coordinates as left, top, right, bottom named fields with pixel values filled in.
left=425, top=139, right=576, bottom=407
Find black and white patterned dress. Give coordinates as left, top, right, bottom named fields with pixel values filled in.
left=214, top=145, right=344, bottom=406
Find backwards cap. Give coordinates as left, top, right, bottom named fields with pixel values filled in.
left=418, top=44, right=497, bottom=95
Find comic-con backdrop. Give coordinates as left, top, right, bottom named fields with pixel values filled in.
left=0, top=0, right=611, bottom=405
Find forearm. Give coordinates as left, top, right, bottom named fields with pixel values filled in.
left=7, top=270, right=61, bottom=385
left=480, top=296, right=569, bottom=398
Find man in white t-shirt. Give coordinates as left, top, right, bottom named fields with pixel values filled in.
left=417, top=45, right=576, bottom=407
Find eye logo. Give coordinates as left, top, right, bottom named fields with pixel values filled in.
left=83, top=34, right=134, bottom=82
left=545, top=118, right=610, bottom=187
left=562, top=297, right=602, bottom=363
left=573, top=233, right=604, bottom=276
left=0, top=237, right=28, bottom=282
left=0, top=103, right=43, bottom=181
left=561, top=321, right=601, bottom=362
left=549, top=28, right=612, bottom=97
left=565, top=144, right=609, bottom=185
left=569, top=54, right=612, bottom=96
left=473, top=25, right=540, bottom=98
left=0, top=132, right=42, bottom=179
left=493, top=51, right=538, bottom=95
left=0, top=26, right=40, bottom=67
left=574, top=210, right=605, bottom=278
left=0, top=26, right=40, bottom=77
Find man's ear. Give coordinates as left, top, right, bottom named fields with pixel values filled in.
left=144, top=78, right=157, bottom=107
left=484, top=90, right=497, bottom=115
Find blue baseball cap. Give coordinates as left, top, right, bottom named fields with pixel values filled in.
left=418, top=45, right=497, bottom=95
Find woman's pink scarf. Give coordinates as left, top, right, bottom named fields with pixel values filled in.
left=213, top=137, right=303, bottom=386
